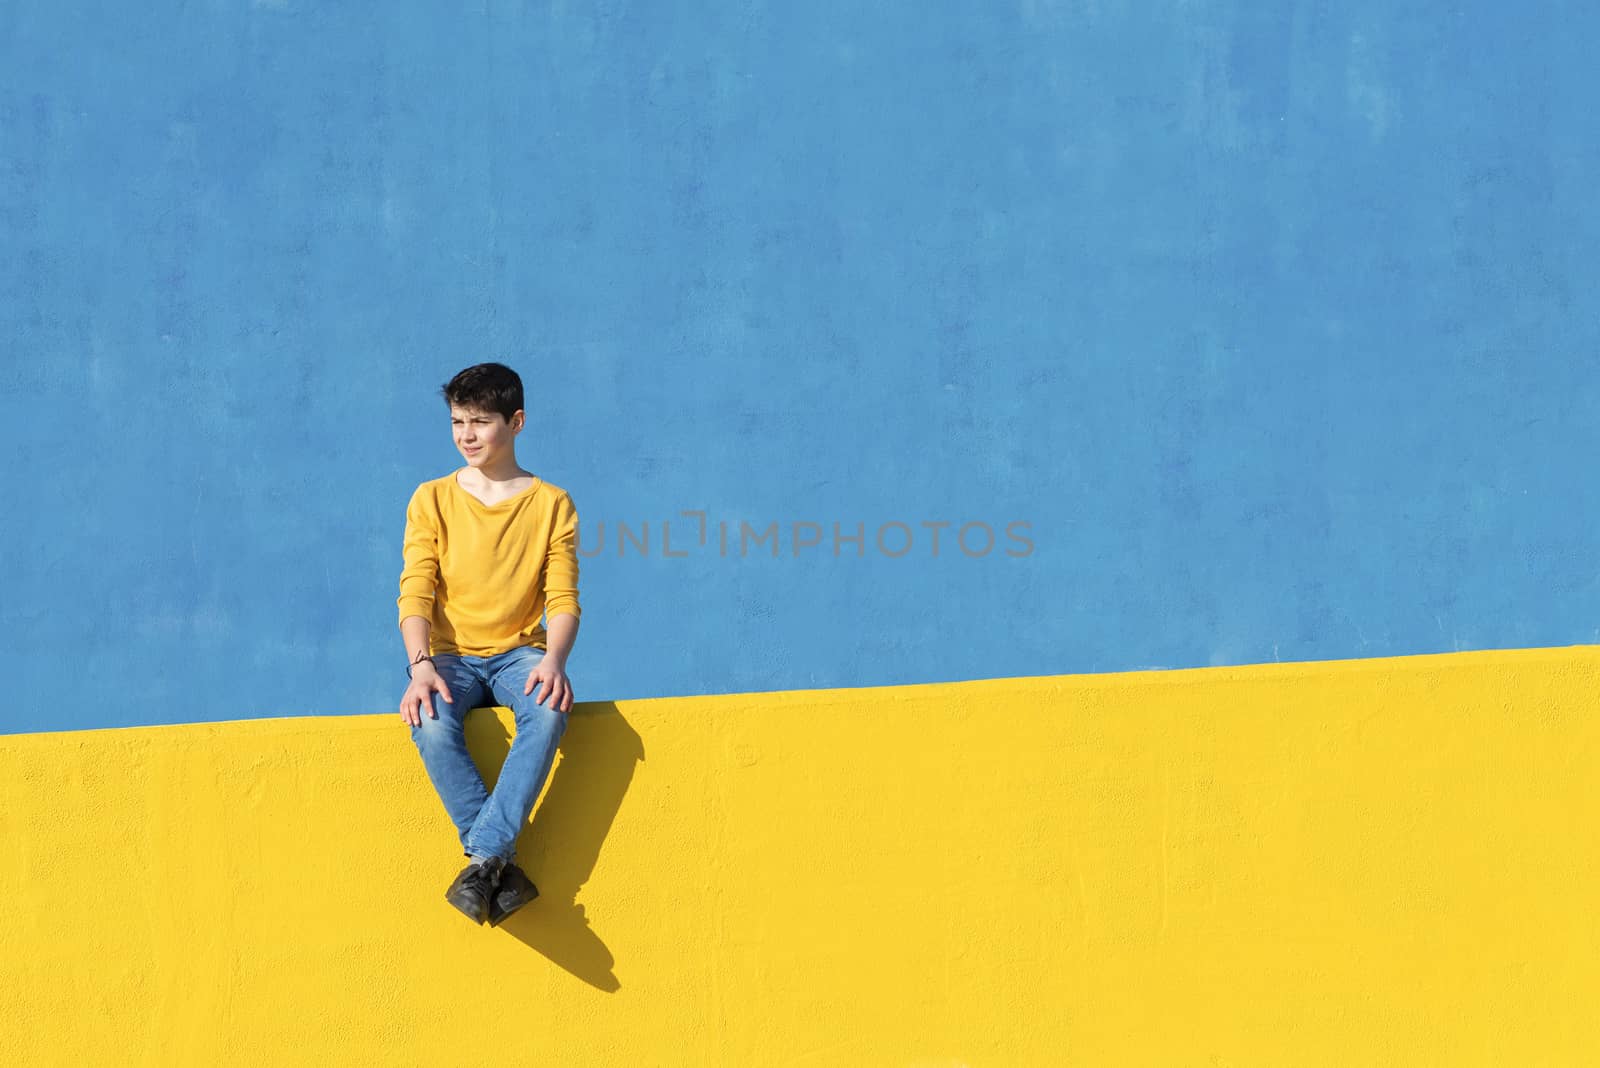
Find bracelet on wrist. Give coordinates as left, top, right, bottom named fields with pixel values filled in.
left=406, top=652, right=435, bottom=679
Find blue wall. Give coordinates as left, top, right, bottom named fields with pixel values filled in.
left=4, top=2, right=1597, bottom=733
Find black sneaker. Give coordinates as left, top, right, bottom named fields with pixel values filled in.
left=487, top=863, right=540, bottom=927
left=444, top=858, right=503, bottom=925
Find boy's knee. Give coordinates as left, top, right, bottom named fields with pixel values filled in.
left=511, top=699, right=565, bottom=733
left=410, top=710, right=462, bottom=745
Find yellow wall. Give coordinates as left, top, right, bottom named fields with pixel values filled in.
left=3, top=646, right=1597, bottom=1065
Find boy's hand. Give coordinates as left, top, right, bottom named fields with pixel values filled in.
left=400, top=664, right=453, bottom=727
left=525, top=659, right=574, bottom=714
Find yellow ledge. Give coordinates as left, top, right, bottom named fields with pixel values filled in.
left=3, top=645, right=1598, bottom=1065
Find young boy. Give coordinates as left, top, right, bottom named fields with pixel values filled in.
left=396, top=361, right=582, bottom=927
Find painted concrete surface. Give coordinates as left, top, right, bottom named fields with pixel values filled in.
left=3, top=647, right=1597, bottom=1064
left=5, top=4, right=1600, bottom=732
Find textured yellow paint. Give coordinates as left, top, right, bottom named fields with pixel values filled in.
left=3, top=646, right=1598, bottom=1065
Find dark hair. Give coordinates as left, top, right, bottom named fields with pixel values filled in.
left=440, top=362, right=523, bottom=422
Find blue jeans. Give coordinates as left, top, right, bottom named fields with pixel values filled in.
left=408, top=645, right=568, bottom=863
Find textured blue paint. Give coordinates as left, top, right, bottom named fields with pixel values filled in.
left=3, top=3, right=1598, bottom=733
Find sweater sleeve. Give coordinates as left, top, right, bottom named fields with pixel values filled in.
left=543, top=491, right=582, bottom=621
left=397, top=485, right=441, bottom=625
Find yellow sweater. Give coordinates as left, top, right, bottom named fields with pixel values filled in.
left=397, top=470, right=582, bottom=657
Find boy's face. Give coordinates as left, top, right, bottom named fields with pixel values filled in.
left=450, top=405, right=523, bottom=468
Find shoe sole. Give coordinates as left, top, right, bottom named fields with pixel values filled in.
left=487, top=890, right=539, bottom=928
left=446, top=894, right=489, bottom=925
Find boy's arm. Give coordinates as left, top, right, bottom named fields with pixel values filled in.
left=399, top=613, right=453, bottom=725
left=523, top=493, right=582, bottom=712
left=541, top=492, right=582, bottom=668
left=526, top=612, right=579, bottom=712
left=543, top=612, right=579, bottom=669
left=397, top=486, right=441, bottom=633
left=400, top=614, right=433, bottom=668
left=397, top=487, right=452, bottom=725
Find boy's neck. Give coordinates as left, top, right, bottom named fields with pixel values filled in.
left=463, top=454, right=532, bottom=485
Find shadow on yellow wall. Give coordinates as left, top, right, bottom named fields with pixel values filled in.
left=463, top=701, right=643, bottom=991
